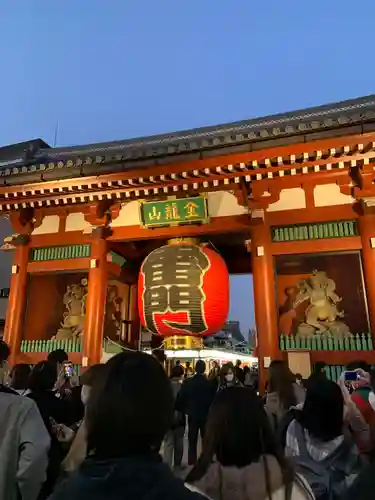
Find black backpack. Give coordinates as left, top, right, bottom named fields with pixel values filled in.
left=276, top=408, right=300, bottom=449
left=291, top=421, right=351, bottom=500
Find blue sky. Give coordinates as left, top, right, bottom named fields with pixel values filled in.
left=1, top=0, right=374, bottom=336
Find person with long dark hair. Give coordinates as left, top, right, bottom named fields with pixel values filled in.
left=266, top=361, right=305, bottom=428
left=186, top=387, right=314, bottom=500
left=49, top=351, right=208, bottom=500
left=9, top=363, right=31, bottom=395
left=285, top=378, right=365, bottom=499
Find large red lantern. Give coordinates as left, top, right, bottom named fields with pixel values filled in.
left=138, top=240, right=229, bottom=337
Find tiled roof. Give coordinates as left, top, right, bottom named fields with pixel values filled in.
left=1, top=94, right=375, bottom=181
left=0, top=139, right=49, bottom=166
left=36, top=94, right=375, bottom=160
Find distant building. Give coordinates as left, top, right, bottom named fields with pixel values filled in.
left=204, top=320, right=249, bottom=353
left=221, top=320, right=246, bottom=343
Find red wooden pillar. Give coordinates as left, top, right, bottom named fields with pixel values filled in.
left=4, top=244, right=29, bottom=365
left=128, top=283, right=141, bottom=349
left=250, top=219, right=279, bottom=390
left=83, top=235, right=108, bottom=366
left=358, top=210, right=375, bottom=338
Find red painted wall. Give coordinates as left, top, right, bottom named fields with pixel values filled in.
left=24, top=272, right=87, bottom=340
left=275, top=252, right=369, bottom=336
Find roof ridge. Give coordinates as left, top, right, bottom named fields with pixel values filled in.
left=39, top=94, right=375, bottom=158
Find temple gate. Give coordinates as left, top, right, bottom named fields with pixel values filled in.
left=1, top=94, right=375, bottom=387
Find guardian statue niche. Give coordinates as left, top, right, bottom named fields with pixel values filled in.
left=294, top=270, right=351, bottom=338
left=53, top=279, right=88, bottom=340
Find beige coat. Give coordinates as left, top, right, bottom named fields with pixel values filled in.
left=188, top=456, right=314, bottom=500
left=266, top=383, right=306, bottom=426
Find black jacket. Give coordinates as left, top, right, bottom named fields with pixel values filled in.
left=176, top=374, right=215, bottom=421
left=28, top=390, right=78, bottom=498
left=234, top=366, right=245, bottom=384
left=48, top=453, right=207, bottom=500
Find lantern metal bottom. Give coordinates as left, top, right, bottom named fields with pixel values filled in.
left=165, top=335, right=203, bottom=350
left=167, top=237, right=199, bottom=246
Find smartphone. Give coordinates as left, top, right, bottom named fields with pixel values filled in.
left=49, top=417, right=58, bottom=429
left=343, top=371, right=360, bottom=382
left=63, top=361, right=73, bottom=378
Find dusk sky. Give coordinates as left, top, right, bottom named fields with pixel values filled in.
left=1, top=0, right=374, bottom=336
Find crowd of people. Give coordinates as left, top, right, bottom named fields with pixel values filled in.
left=1, top=340, right=375, bottom=500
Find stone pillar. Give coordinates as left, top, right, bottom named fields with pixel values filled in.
left=83, top=232, right=108, bottom=366
left=358, top=208, right=375, bottom=338
left=4, top=243, right=29, bottom=364
left=250, top=218, right=279, bottom=390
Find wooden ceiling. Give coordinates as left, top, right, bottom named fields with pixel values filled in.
left=113, top=230, right=252, bottom=275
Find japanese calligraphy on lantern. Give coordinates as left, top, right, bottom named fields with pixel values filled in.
left=140, top=196, right=208, bottom=228
left=140, top=244, right=210, bottom=335
left=138, top=243, right=230, bottom=337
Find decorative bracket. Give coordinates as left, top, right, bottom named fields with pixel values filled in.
left=9, top=208, right=43, bottom=236
left=92, top=225, right=112, bottom=240
left=251, top=209, right=265, bottom=220
left=361, top=197, right=375, bottom=208
left=84, top=201, right=122, bottom=232
left=84, top=201, right=112, bottom=227
left=1, top=233, right=30, bottom=251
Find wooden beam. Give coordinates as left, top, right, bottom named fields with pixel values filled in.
left=27, top=207, right=361, bottom=250
left=108, top=214, right=252, bottom=242
left=109, top=242, right=142, bottom=260
left=225, top=255, right=252, bottom=274
left=271, top=236, right=361, bottom=256
left=309, top=351, right=375, bottom=365
left=27, top=258, right=90, bottom=273
left=30, top=232, right=91, bottom=248
left=267, top=204, right=358, bottom=226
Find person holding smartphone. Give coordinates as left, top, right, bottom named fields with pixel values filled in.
left=53, top=361, right=84, bottom=428
left=60, top=364, right=106, bottom=475
left=27, top=361, right=79, bottom=498
left=345, top=363, right=375, bottom=449
left=54, top=362, right=79, bottom=398
left=338, top=372, right=372, bottom=455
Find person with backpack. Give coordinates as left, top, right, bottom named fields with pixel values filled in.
left=278, top=376, right=371, bottom=456
left=186, top=387, right=314, bottom=500
left=284, top=378, right=365, bottom=499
